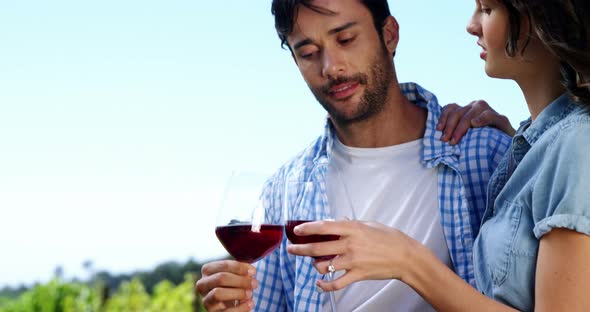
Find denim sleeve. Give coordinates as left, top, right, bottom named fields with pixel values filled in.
left=532, top=124, right=590, bottom=239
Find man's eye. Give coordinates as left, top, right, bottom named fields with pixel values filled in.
left=300, top=52, right=313, bottom=59
left=339, top=37, right=355, bottom=45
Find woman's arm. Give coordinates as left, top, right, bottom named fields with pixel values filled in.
left=287, top=221, right=518, bottom=312
left=535, top=228, right=590, bottom=312
left=405, top=240, right=516, bottom=312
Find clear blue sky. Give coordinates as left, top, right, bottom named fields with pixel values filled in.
left=0, top=0, right=527, bottom=287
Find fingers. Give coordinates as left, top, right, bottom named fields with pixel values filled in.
left=441, top=103, right=471, bottom=143
left=472, top=111, right=516, bottom=136
left=440, top=100, right=503, bottom=145
left=197, top=271, right=257, bottom=296
left=202, top=288, right=255, bottom=311
left=449, top=104, right=480, bottom=145
left=437, top=103, right=460, bottom=132
left=293, top=220, right=358, bottom=236
left=316, top=270, right=360, bottom=292
left=201, top=260, right=255, bottom=278
left=205, top=298, right=255, bottom=312
left=313, top=256, right=348, bottom=275
left=196, top=260, right=258, bottom=311
left=287, top=239, right=345, bottom=258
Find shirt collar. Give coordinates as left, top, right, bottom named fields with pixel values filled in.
left=313, top=82, right=457, bottom=166
left=518, top=93, right=577, bottom=145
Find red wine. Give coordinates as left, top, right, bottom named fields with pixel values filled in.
left=215, top=224, right=284, bottom=263
left=286, top=220, right=339, bottom=261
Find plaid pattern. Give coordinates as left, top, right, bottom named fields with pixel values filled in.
left=254, top=82, right=511, bottom=311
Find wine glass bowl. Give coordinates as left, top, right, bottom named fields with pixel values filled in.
left=215, top=171, right=284, bottom=264
left=215, top=223, right=284, bottom=263
left=285, top=220, right=339, bottom=261
left=283, top=181, right=340, bottom=259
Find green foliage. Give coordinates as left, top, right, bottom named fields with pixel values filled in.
left=0, top=275, right=205, bottom=312
left=87, top=259, right=203, bottom=295
left=103, top=278, right=150, bottom=312
left=0, top=286, right=27, bottom=300
left=0, top=279, right=100, bottom=312
left=150, top=274, right=198, bottom=312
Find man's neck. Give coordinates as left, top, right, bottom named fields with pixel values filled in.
left=332, top=83, right=427, bottom=148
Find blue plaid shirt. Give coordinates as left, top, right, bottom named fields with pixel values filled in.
left=254, top=82, right=511, bottom=311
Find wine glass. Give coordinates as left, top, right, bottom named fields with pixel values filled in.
left=283, top=179, right=340, bottom=312
left=215, top=171, right=284, bottom=305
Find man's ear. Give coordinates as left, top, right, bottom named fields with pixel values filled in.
left=381, top=16, right=400, bottom=56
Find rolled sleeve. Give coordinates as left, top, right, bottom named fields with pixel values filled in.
left=534, top=214, right=590, bottom=238
left=532, top=124, right=590, bottom=239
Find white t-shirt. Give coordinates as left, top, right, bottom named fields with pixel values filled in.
left=324, top=138, right=452, bottom=312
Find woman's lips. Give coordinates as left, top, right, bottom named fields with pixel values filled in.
left=480, top=50, right=487, bottom=60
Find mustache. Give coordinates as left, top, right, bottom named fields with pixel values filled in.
left=320, top=73, right=368, bottom=94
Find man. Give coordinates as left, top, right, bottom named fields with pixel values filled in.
left=196, top=0, right=511, bottom=311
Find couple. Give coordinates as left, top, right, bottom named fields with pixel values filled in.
left=197, top=0, right=590, bottom=311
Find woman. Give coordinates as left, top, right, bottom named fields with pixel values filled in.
left=289, top=0, right=590, bottom=310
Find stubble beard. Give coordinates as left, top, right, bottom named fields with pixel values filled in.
left=310, top=45, right=394, bottom=126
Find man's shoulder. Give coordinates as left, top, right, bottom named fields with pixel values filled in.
left=453, top=126, right=511, bottom=176
left=268, top=135, right=327, bottom=182
left=459, top=126, right=512, bottom=154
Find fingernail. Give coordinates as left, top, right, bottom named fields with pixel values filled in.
left=251, top=279, right=258, bottom=289
left=248, top=268, right=256, bottom=277
left=450, top=138, right=456, bottom=145
left=248, top=300, right=254, bottom=309
left=316, top=282, right=324, bottom=293
left=294, top=225, right=301, bottom=235
left=246, top=290, right=253, bottom=298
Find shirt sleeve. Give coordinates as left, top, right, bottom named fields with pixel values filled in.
left=254, top=243, right=288, bottom=311
left=488, top=129, right=512, bottom=172
left=532, top=124, right=590, bottom=239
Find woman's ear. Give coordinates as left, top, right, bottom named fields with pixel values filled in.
left=518, top=14, right=533, bottom=55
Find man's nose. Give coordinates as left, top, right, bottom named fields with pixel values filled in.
left=321, top=49, right=346, bottom=80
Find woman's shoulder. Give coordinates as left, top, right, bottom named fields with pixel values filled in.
left=548, top=104, right=590, bottom=147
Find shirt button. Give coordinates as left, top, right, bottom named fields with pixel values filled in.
left=516, top=137, right=526, bottom=145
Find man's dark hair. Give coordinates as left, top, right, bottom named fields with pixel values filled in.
left=271, top=0, right=391, bottom=51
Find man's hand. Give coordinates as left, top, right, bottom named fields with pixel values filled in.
left=196, top=260, right=257, bottom=311
left=437, top=100, right=515, bottom=145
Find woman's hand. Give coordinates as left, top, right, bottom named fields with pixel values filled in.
left=286, top=220, right=421, bottom=292
left=437, top=100, right=515, bottom=145
left=288, top=221, right=519, bottom=311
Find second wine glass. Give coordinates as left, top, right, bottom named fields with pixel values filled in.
left=283, top=179, right=340, bottom=312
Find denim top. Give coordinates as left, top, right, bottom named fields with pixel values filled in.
left=473, top=94, right=590, bottom=311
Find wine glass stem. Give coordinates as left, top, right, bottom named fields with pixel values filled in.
left=327, top=272, right=337, bottom=312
